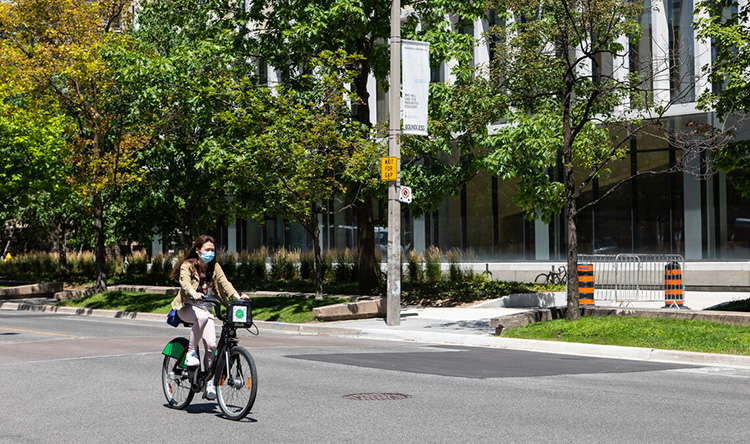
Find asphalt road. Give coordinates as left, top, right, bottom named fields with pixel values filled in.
left=3, top=311, right=750, bottom=444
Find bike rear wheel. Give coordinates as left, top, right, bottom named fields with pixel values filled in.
left=534, top=273, right=550, bottom=285
left=162, top=355, right=194, bottom=409
left=217, top=347, right=257, bottom=420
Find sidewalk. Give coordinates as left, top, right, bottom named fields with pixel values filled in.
left=3, top=290, right=750, bottom=368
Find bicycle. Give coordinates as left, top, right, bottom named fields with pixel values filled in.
left=161, top=297, right=258, bottom=420
left=535, top=265, right=567, bottom=285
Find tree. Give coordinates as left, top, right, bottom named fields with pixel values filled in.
left=113, top=0, right=261, bottom=250
left=216, top=51, right=381, bottom=298
left=0, top=49, right=88, bottom=274
left=247, top=0, right=488, bottom=292
left=477, top=0, right=705, bottom=320
left=695, top=0, right=750, bottom=198
left=0, top=97, right=68, bottom=211
left=0, top=0, right=147, bottom=291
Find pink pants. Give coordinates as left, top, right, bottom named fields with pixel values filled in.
left=177, top=305, right=216, bottom=369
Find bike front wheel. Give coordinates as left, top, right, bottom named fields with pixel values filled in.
left=162, top=355, right=194, bottom=409
left=217, top=347, right=258, bottom=420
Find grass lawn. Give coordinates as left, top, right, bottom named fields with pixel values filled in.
left=56, top=291, right=351, bottom=324
left=501, top=316, right=750, bottom=355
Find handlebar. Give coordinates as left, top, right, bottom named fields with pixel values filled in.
left=201, top=297, right=226, bottom=321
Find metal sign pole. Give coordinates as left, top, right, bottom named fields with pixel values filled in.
left=386, top=0, right=401, bottom=326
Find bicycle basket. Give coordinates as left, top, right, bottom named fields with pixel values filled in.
left=227, top=300, right=253, bottom=327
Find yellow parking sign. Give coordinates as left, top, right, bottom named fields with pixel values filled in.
left=381, top=157, right=397, bottom=181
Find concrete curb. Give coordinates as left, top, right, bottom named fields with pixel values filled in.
left=4, top=302, right=750, bottom=369
left=312, top=298, right=386, bottom=321
left=0, top=302, right=166, bottom=322
left=0, top=282, right=63, bottom=299
left=491, top=307, right=566, bottom=334
left=581, top=306, right=750, bottom=326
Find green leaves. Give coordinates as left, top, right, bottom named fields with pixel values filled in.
left=214, top=50, right=380, bottom=225
left=694, top=0, right=750, bottom=196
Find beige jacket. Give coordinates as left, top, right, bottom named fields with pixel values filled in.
left=171, top=261, right=238, bottom=311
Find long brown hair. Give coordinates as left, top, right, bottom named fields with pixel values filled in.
left=169, top=234, right=216, bottom=283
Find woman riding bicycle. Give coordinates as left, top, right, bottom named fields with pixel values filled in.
left=169, top=234, right=248, bottom=400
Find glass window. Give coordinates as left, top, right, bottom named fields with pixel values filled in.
left=633, top=149, right=683, bottom=254
left=496, top=178, right=533, bottom=259
left=465, top=171, right=494, bottom=258
left=667, top=0, right=695, bottom=103
left=288, top=221, right=310, bottom=251
left=593, top=154, right=633, bottom=255
left=725, top=172, right=750, bottom=259
left=630, top=0, right=653, bottom=107
left=436, top=188, right=462, bottom=252
left=246, top=219, right=263, bottom=252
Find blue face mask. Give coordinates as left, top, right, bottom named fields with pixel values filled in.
left=199, top=251, right=215, bottom=263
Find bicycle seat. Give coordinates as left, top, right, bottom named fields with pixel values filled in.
left=180, top=321, right=194, bottom=328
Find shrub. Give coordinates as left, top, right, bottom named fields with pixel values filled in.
left=218, top=250, right=238, bottom=279
left=0, top=251, right=58, bottom=276
left=238, top=250, right=251, bottom=280
left=406, top=250, right=423, bottom=283
left=126, top=249, right=148, bottom=275
left=149, top=251, right=174, bottom=277
left=70, top=251, right=96, bottom=275
left=38, top=251, right=58, bottom=274
left=243, top=247, right=268, bottom=280
left=333, top=248, right=355, bottom=282
left=322, top=250, right=334, bottom=281
left=446, top=249, right=464, bottom=282
left=424, top=246, right=442, bottom=283
left=300, top=250, right=314, bottom=280
left=31, top=251, right=58, bottom=274
left=461, top=248, right=478, bottom=281
left=106, top=253, right=123, bottom=276
left=270, top=248, right=299, bottom=280
left=402, top=279, right=534, bottom=306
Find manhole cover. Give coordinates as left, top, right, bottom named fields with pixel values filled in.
left=343, top=393, right=410, bottom=401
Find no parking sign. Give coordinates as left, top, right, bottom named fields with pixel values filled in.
left=398, top=186, right=412, bottom=203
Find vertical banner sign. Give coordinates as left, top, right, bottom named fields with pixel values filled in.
left=401, top=40, right=430, bottom=136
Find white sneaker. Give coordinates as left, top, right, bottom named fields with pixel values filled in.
left=205, top=381, right=216, bottom=400
left=184, top=350, right=199, bottom=367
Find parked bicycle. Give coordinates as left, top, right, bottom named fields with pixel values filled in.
left=535, top=265, right=567, bottom=285
left=161, top=297, right=258, bottom=420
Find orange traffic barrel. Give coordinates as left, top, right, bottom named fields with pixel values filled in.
left=578, top=264, right=594, bottom=306
left=664, top=262, right=684, bottom=307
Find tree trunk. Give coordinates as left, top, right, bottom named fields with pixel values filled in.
left=355, top=195, right=379, bottom=294
left=562, top=72, right=579, bottom=321
left=565, top=194, right=580, bottom=321
left=93, top=193, right=107, bottom=293
left=351, top=54, right=381, bottom=294
left=57, top=223, right=68, bottom=278
left=354, top=58, right=371, bottom=127
left=312, top=217, right=323, bottom=299
left=182, top=210, right=193, bottom=251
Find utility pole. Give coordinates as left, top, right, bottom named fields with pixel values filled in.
left=386, top=0, right=401, bottom=326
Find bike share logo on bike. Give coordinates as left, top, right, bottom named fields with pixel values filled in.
left=229, top=300, right=253, bottom=327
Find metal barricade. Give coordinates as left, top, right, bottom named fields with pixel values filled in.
left=576, top=254, right=685, bottom=307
